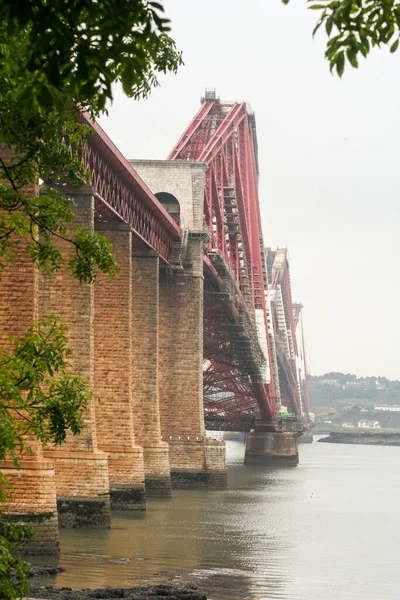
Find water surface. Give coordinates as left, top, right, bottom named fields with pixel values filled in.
left=37, top=436, right=400, bottom=600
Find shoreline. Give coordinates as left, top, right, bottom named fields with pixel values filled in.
left=318, top=430, right=400, bottom=446
left=28, top=565, right=208, bottom=600
left=29, top=583, right=206, bottom=600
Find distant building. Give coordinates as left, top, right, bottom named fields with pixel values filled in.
left=321, top=379, right=340, bottom=386
left=342, top=422, right=355, bottom=428
left=358, top=420, right=381, bottom=429
left=374, top=405, right=400, bottom=412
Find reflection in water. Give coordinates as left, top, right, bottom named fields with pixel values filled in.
left=35, top=436, right=400, bottom=600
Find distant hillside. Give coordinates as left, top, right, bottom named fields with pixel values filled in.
left=309, top=372, right=400, bottom=411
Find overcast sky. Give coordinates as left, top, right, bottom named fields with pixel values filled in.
left=98, top=0, right=400, bottom=380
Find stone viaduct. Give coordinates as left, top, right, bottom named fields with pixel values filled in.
left=0, top=92, right=311, bottom=555
left=0, top=153, right=226, bottom=554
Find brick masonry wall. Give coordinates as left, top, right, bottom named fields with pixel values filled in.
left=0, top=461, right=59, bottom=554
left=39, top=189, right=97, bottom=452
left=131, top=251, right=161, bottom=442
left=38, top=186, right=110, bottom=518
left=93, top=225, right=146, bottom=503
left=204, top=440, right=227, bottom=470
left=0, top=145, right=59, bottom=550
left=131, top=250, right=171, bottom=495
left=159, top=270, right=204, bottom=450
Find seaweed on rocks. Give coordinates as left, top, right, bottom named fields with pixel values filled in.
left=29, top=584, right=207, bottom=600
left=28, top=565, right=66, bottom=578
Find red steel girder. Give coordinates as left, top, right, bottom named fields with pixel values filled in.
left=81, top=113, right=181, bottom=263
left=170, top=96, right=277, bottom=423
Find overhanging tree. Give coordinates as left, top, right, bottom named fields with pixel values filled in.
left=283, top=0, right=400, bottom=75
left=0, top=1, right=182, bottom=598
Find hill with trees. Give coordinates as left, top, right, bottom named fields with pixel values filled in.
left=309, top=372, right=400, bottom=411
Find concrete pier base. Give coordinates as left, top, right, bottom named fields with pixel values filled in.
left=298, top=429, right=313, bottom=444
left=0, top=459, right=59, bottom=555
left=101, top=446, right=146, bottom=510
left=244, top=431, right=299, bottom=467
left=142, top=442, right=172, bottom=498
left=169, top=439, right=228, bottom=489
left=44, top=450, right=111, bottom=527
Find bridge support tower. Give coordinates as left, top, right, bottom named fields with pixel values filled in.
left=40, top=187, right=110, bottom=527
left=94, top=223, right=147, bottom=509
left=159, top=249, right=227, bottom=489
left=244, top=428, right=299, bottom=467
left=0, top=158, right=59, bottom=553
left=131, top=159, right=228, bottom=490
left=131, top=250, right=172, bottom=498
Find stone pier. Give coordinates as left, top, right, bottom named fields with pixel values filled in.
left=159, top=252, right=227, bottom=489
left=94, top=223, right=146, bottom=509
left=132, top=250, right=171, bottom=498
left=0, top=198, right=59, bottom=553
left=40, top=186, right=110, bottom=527
left=130, top=159, right=228, bottom=490
left=244, top=431, right=299, bottom=467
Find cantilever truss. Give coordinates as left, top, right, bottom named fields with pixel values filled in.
left=169, top=91, right=277, bottom=426
left=267, top=248, right=312, bottom=420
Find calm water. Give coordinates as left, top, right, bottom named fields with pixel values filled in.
left=36, top=436, right=400, bottom=600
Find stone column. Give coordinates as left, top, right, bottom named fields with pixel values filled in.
left=40, top=186, right=110, bottom=527
left=244, top=431, right=299, bottom=466
left=0, top=230, right=59, bottom=553
left=94, top=223, right=146, bottom=509
left=158, top=234, right=227, bottom=489
left=131, top=250, right=171, bottom=497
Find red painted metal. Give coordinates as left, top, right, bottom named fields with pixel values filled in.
left=81, top=113, right=181, bottom=262
left=268, top=248, right=303, bottom=417
left=169, top=95, right=276, bottom=425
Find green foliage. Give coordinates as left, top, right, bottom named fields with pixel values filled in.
left=309, top=372, right=400, bottom=410
left=0, top=521, right=32, bottom=600
left=0, top=316, right=91, bottom=599
left=0, top=24, right=119, bottom=282
left=0, top=0, right=183, bottom=283
left=0, top=0, right=183, bottom=115
left=283, top=1, right=400, bottom=76
left=0, top=3, right=182, bottom=596
left=0, top=316, right=91, bottom=463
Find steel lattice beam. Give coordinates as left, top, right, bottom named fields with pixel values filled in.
left=82, top=113, right=181, bottom=263
left=169, top=94, right=277, bottom=427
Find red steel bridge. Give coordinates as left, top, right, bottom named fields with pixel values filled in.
left=168, top=90, right=310, bottom=431
left=80, top=91, right=310, bottom=433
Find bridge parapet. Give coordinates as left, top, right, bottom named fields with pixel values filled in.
left=80, top=117, right=181, bottom=263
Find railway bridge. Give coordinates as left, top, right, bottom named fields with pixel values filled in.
left=0, top=91, right=311, bottom=553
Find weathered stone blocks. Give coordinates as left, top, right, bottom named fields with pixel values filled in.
left=0, top=179, right=60, bottom=552
left=0, top=459, right=59, bottom=554
left=132, top=250, right=172, bottom=498
left=94, top=225, right=146, bottom=509
left=158, top=257, right=227, bottom=489
left=39, top=187, right=111, bottom=526
left=244, top=431, right=299, bottom=466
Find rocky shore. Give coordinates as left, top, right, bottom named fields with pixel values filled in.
left=29, top=584, right=206, bottom=600
left=28, top=565, right=66, bottom=578
left=318, top=430, right=400, bottom=446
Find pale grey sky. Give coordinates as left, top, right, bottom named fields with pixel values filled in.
left=98, top=0, right=400, bottom=379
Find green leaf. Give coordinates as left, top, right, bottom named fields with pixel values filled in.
left=326, top=15, right=334, bottom=36
left=390, top=38, right=399, bottom=52
left=336, top=51, right=345, bottom=76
